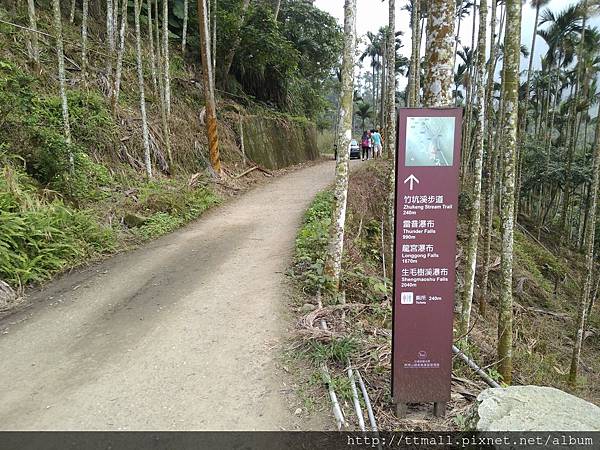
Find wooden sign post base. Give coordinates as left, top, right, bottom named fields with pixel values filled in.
left=433, top=401, right=446, bottom=417
left=394, top=402, right=447, bottom=419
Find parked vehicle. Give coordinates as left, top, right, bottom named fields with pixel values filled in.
left=333, top=140, right=361, bottom=160
left=350, top=139, right=361, bottom=159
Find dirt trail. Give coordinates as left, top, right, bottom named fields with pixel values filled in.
left=0, top=160, right=340, bottom=431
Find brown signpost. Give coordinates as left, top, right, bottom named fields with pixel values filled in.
left=392, top=108, right=462, bottom=417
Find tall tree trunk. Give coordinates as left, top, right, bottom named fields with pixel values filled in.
left=163, top=0, right=171, bottom=119
left=453, top=15, right=462, bottom=105
left=52, top=0, right=74, bottom=172
left=26, top=0, right=40, bottom=71
left=459, top=0, right=487, bottom=341
left=81, top=0, right=89, bottom=84
left=70, top=0, right=77, bottom=23
left=113, top=0, right=119, bottom=41
left=561, top=0, right=588, bottom=236
left=373, top=63, right=378, bottom=123
left=113, top=0, right=128, bottom=111
left=380, top=40, right=386, bottom=134
left=133, top=0, right=152, bottom=178
left=461, top=1, right=479, bottom=179
left=518, top=1, right=541, bottom=143
left=212, top=0, right=217, bottom=80
left=569, top=105, right=600, bottom=385
left=274, top=0, right=281, bottom=21
left=198, top=0, right=222, bottom=175
left=324, top=0, right=357, bottom=292
left=497, top=0, right=521, bottom=385
left=181, top=0, right=189, bottom=54
left=386, top=0, right=397, bottom=273
left=221, top=0, right=251, bottom=86
left=385, top=0, right=396, bottom=159
left=423, top=0, right=455, bottom=107
left=107, top=0, right=115, bottom=98
left=580, top=180, right=591, bottom=250
left=154, top=0, right=172, bottom=170
left=415, top=16, right=424, bottom=106
left=587, top=268, right=599, bottom=318
left=408, top=0, right=420, bottom=107
left=147, top=0, right=158, bottom=92
left=479, top=0, right=498, bottom=315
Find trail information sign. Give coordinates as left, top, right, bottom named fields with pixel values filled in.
left=392, top=108, right=462, bottom=416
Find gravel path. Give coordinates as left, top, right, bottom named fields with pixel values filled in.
left=0, top=161, right=339, bottom=430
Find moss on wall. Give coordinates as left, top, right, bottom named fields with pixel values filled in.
left=241, top=115, right=319, bottom=169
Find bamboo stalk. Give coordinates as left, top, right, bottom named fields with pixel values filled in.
left=380, top=218, right=387, bottom=291
left=347, top=362, right=366, bottom=432
left=321, top=363, right=347, bottom=430
left=452, top=345, right=501, bottom=388
left=316, top=290, right=347, bottom=430
left=234, top=166, right=258, bottom=179
left=355, top=369, right=378, bottom=432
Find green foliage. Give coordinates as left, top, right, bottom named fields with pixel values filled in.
left=136, top=212, right=184, bottom=240
left=126, top=179, right=219, bottom=239
left=514, top=230, right=565, bottom=298
left=232, top=4, right=300, bottom=109
left=293, top=191, right=334, bottom=293
left=0, top=164, right=116, bottom=286
left=307, top=337, right=358, bottom=365
left=0, top=60, right=115, bottom=200
left=135, top=180, right=220, bottom=220
left=343, top=269, right=390, bottom=302
left=211, top=0, right=342, bottom=118
left=328, top=375, right=354, bottom=403
left=486, top=368, right=505, bottom=385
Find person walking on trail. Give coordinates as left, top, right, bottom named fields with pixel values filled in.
left=372, top=129, right=383, bottom=158
left=361, top=130, right=370, bottom=160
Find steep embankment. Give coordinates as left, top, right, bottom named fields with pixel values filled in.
left=0, top=4, right=318, bottom=308
left=290, top=161, right=600, bottom=431
left=241, top=115, right=319, bottom=169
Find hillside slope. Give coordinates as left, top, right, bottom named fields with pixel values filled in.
left=290, top=162, right=600, bottom=430
left=0, top=2, right=319, bottom=305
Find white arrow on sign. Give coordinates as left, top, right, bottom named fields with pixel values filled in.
left=404, top=174, right=420, bottom=191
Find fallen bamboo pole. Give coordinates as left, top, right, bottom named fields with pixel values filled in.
left=347, top=363, right=366, bottom=431
left=317, top=290, right=348, bottom=430
left=452, top=345, right=501, bottom=388
left=356, top=369, right=378, bottom=432
left=234, top=166, right=258, bottom=179
left=322, top=363, right=347, bottom=430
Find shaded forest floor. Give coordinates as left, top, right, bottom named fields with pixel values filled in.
left=289, top=161, right=600, bottom=431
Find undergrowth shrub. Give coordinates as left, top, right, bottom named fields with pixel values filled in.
left=139, top=180, right=220, bottom=221
left=0, top=60, right=114, bottom=201
left=134, top=185, right=219, bottom=239
left=293, top=190, right=334, bottom=293
left=0, top=164, right=115, bottom=287
left=307, top=337, right=357, bottom=364
left=135, top=213, right=184, bottom=240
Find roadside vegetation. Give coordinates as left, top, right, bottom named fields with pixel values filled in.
left=0, top=0, right=342, bottom=305
left=291, top=162, right=600, bottom=430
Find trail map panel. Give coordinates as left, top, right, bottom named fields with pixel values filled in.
left=392, top=108, right=462, bottom=405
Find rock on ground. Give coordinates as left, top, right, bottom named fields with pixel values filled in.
left=475, top=385, right=600, bottom=431
left=0, top=281, right=17, bottom=311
